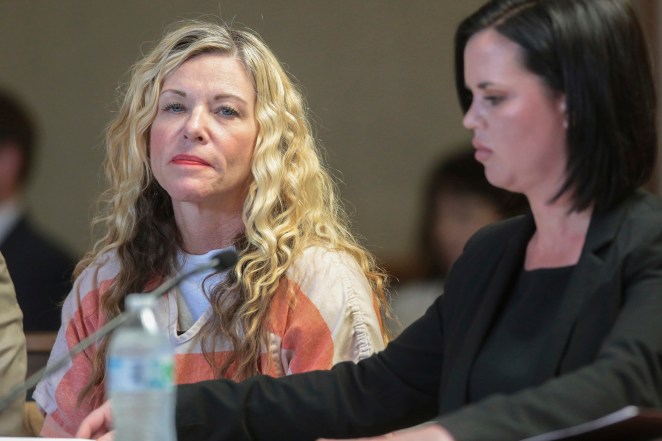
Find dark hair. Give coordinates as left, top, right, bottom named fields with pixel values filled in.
left=420, top=148, right=528, bottom=277
left=0, top=90, right=35, bottom=184
left=455, top=0, right=657, bottom=212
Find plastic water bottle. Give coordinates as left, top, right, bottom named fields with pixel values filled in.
left=107, top=294, right=176, bottom=441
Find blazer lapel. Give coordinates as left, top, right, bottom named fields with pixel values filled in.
left=537, top=197, right=628, bottom=377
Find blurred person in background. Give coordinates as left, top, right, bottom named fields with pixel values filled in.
left=390, top=148, right=527, bottom=334
left=0, top=90, right=76, bottom=332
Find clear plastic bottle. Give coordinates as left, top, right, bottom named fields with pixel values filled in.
left=107, top=294, right=176, bottom=441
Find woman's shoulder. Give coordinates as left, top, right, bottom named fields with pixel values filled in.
left=583, top=191, right=662, bottom=244
left=602, top=191, right=662, bottom=251
left=76, top=250, right=120, bottom=281
left=286, top=245, right=363, bottom=280
left=620, top=190, right=662, bottom=221
left=70, top=250, right=121, bottom=301
left=283, top=245, right=372, bottom=304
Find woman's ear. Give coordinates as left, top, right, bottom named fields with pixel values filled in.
left=559, top=95, right=568, bottom=129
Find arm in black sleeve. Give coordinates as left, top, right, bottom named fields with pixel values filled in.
left=176, top=295, right=446, bottom=441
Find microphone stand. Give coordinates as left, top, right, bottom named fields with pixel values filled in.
left=0, top=249, right=238, bottom=413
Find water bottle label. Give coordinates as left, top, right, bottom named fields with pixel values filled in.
left=108, top=354, right=174, bottom=392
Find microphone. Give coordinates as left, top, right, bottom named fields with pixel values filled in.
left=0, top=248, right=239, bottom=413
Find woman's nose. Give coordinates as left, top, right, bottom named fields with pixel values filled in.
left=183, top=108, right=208, bottom=143
left=462, top=101, right=480, bottom=130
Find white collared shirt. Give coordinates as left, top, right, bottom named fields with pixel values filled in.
left=176, top=247, right=233, bottom=331
left=0, top=198, right=23, bottom=245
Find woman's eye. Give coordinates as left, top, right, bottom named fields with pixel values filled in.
left=162, top=102, right=185, bottom=113
left=485, top=96, right=505, bottom=106
left=218, top=105, right=240, bottom=117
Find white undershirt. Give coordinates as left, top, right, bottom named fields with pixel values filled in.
left=176, top=247, right=232, bottom=331
left=0, top=198, right=23, bottom=245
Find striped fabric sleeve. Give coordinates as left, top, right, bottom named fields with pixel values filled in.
left=33, top=255, right=118, bottom=437
left=265, top=246, right=386, bottom=376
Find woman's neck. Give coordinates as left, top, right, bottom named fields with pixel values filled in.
left=524, top=194, right=593, bottom=270
left=173, top=202, right=244, bottom=254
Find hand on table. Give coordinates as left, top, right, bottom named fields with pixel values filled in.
left=318, top=423, right=454, bottom=441
left=76, top=399, right=115, bottom=441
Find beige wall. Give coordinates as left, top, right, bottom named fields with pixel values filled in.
left=0, top=0, right=659, bottom=273
left=0, top=1, right=485, bottom=267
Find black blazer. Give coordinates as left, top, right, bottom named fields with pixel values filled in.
left=1, top=215, right=76, bottom=331
left=175, top=190, right=662, bottom=441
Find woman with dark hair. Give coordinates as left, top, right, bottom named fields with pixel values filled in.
left=79, top=1, right=662, bottom=440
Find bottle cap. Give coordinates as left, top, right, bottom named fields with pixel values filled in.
left=125, top=293, right=158, bottom=312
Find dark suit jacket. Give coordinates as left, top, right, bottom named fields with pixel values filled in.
left=175, top=190, right=662, bottom=441
left=0, top=215, right=75, bottom=331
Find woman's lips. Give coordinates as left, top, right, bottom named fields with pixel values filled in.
left=472, top=139, right=493, bottom=162
left=171, top=154, right=211, bottom=166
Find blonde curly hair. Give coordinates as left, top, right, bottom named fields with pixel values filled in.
left=77, top=20, right=389, bottom=404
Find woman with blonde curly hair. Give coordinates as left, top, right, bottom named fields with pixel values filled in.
left=33, top=20, right=388, bottom=437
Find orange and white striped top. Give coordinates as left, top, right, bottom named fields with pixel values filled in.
left=33, top=246, right=385, bottom=437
